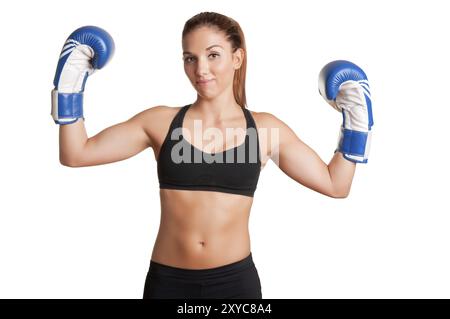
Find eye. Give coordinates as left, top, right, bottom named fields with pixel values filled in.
left=184, top=53, right=220, bottom=63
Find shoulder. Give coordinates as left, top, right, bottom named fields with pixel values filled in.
left=129, top=105, right=184, bottom=128
left=250, top=109, right=298, bottom=148
left=131, top=105, right=184, bottom=147
left=137, top=105, right=182, bottom=121
left=249, top=110, right=288, bottom=130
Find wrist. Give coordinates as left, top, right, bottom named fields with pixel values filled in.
left=51, top=89, right=84, bottom=124
left=336, top=125, right=372, bottom=163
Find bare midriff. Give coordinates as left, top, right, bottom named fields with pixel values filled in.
left=150, top=188, right=253, bottom=269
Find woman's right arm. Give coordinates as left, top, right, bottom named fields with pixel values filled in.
left=59, top=106, right=162, bottom=167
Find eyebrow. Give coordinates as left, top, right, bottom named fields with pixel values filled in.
left=183, top=45, right=224, bottom=55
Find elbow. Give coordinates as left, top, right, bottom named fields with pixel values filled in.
left=331, top=189, right=350, bottom=199
left=329, top=184, right=350, bottom=198
left=59, top=156, right=80, bottom=168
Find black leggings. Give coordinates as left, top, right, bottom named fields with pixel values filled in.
left=143, top=253, right=262, bottom=299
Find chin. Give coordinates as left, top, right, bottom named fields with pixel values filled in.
left=196, top=87, right=218, bottom=95
left=197, top=93, right=216, bottom=99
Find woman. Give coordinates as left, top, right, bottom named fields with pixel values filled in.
left=51, top=12, right=372, bottom=299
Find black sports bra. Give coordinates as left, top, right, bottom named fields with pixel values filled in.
left=157, top=104, right=261, bottom=197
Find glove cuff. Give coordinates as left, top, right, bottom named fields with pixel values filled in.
left=336, top=126, right=372, bottom=163
left=51, top=89, right=84, bottom=125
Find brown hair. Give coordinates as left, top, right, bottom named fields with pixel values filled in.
left=182, top=12, right=248, bottom=109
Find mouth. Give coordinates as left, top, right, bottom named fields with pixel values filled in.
left=197, top=79, right=214, bottom=85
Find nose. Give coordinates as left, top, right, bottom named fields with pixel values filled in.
left=195, top=56, right=210, bottom=77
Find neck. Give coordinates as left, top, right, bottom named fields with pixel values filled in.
left=191, top=92, right=242, bottom=121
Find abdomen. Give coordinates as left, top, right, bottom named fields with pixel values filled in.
left=150, top=189, right=253, bottom=269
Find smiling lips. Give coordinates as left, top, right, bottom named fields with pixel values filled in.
left=197, top=79, right=214, bottom=85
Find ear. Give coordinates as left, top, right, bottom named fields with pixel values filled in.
left=233, top=48, right=244, bottom=70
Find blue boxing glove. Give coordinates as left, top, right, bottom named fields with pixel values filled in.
left=318, top=60, right=374, bottom=163
left=51, top=26, right=115, bottom=124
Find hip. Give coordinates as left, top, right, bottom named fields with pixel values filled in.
left=143, top=252, right=262, bottom=299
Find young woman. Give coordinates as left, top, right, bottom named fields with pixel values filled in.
left=51, top=12, right=372, bottom=299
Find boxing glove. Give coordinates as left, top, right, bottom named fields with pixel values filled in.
left=318, top=60, right=374, bottom=163
left=51, top=26, right=115, bottom=124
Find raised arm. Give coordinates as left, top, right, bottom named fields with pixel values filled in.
left=262, top=112, right=355, bottom=198
left=59, top=110, right=152, bottom=167
left=264, top=60, right=373, bottom=198
left=50, top=26, right=156, bottom=167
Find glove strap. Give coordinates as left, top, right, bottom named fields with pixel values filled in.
left=336, top=126, right=372, bottom=163
left=51, top=89, right=84, bottom=125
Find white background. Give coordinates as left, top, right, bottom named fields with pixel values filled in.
left=0, top=0, right=449, bottom=298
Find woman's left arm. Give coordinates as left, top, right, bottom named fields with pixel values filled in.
left=263, top=113, right=354, bottom=198
left=263, top=60, right=373, bottom=198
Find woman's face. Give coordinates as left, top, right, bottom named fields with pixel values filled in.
left=182, top=26, right=243, bottom=99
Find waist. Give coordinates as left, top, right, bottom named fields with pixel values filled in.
left=148, top=252, right=255, bottom=281
left=151, top=229, right=251, bottom=269
left=153, top=191, right=252, bottom=268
